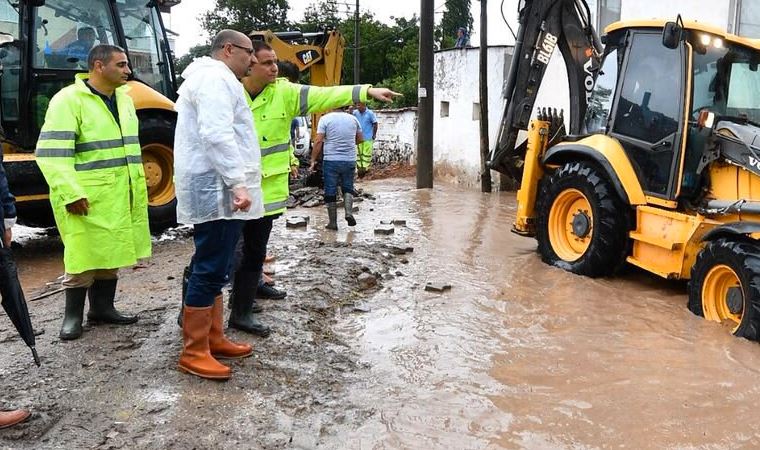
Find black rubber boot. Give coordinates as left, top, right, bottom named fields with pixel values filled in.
left=325, top=202, right=338, bottom=230
left=228, top=270, right=271, bottom=337
left=177, top=265, right=191, bottom=327
left=60, top=287, right=87, bottom=340
left=257, top=278, right=287, bottom=300
left=344, top=192, right=356, bottom=226
left=87, top=279, right=138, bottom=325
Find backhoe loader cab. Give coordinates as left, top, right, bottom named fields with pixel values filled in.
left=495, top=0, right=760, bottom=341
left=0, top=0, right=179, bottom=230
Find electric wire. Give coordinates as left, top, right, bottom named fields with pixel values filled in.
left=501, top=0, right=517, bottom=39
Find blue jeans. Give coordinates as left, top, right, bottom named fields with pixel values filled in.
left=185, top=219, right=244, bottom=307
left=322, top=160, right=356, bottom=202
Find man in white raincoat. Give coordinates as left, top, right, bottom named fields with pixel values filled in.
left=173, top=29, right=264, bottom=381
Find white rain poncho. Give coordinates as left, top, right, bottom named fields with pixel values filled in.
left=173, top=57, right=264, bottom=224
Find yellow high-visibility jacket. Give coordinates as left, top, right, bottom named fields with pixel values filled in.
left=245, top=78, right=370, bottom=216
left=36, top=73, right=151, bottom=274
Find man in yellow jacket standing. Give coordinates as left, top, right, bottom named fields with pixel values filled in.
left=228, top=41, right=399, bottom=335
left=36, top=45, right=151, bottom=341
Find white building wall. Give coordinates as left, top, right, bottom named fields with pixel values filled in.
left=431, top=46, right=570, bottom=188
left=374, top=108, right=417, bottom=166
left=433, top=46, right=512, bottom=188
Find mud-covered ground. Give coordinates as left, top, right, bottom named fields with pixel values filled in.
left=5, top=177, right=760, bottom=449
left=0, top=181, right=415, bottom=449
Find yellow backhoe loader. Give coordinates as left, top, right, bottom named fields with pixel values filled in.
left=490, top=0, right=760, bottom=340
left=0, top=0, right=179, bottom=230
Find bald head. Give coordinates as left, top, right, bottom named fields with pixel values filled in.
left=210, top=29, right=255, bottom=79
left=211, top=29, right=250, bottom=56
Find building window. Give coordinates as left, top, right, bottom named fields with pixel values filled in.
left=738, top=0, right=760, bottom=38
left=472, top=102, right=480, bottom=120
left=440, top=101, right=449, bottom=118
left=598, top=0, right=621, bottom=32
left=585, top=0, right=621, bottom=33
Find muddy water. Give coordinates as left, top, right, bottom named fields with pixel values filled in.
left=330, top=179, right=760, bottom=449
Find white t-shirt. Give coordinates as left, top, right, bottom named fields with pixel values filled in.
left=317, top=112, right=361, bottom=162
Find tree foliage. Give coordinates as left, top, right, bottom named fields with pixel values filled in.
left=437, top=0, right=473, bottom=49
left=201, top=0, right=291, bottom=36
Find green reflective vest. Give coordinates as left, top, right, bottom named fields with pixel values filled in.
left=245, top=79, right=370, bottom=216
left=35, top=73, right=151, bottom=274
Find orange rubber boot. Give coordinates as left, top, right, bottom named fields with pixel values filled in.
left=0, top=409, right=30, bottom=429
left=209, top=295, right=253, bottom=359
left=178, top=305, right=231, bottom=380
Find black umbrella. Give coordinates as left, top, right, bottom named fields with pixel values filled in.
left=0, top=241, right=40, bottom=366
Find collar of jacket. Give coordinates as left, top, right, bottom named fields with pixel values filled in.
left=73, top=72, right=131, bottom=97
left=246, top=78, right=291, bottom=111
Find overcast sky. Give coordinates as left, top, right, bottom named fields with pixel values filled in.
left=165, top=0, right=517, bottom=57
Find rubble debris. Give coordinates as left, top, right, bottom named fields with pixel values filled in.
left=286, top=216, right=309, bottom=228
left=425, top=282, right=452, bottom=293
left=357, top=272, right=378, bottom=290
left=374, top=225, right=395, bottom=235
left=388, top=245, right=413, bottom=255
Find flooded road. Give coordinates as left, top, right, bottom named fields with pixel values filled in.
left=2, top=177, right=759, bottom=449
left=324, top=179, right=760, bottom=449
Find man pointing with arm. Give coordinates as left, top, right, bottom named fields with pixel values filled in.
left=227, top=40, right=400, bottom=336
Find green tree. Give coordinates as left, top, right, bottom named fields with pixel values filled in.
left=201, top=0, right=291, bottom=36
left=438, top=0, right=473, bottom=49
left=301, top=0, right=341, bottom=29
left=340, top=12, right=395, bottom=85
left=377, top=16, right=419, bottom=108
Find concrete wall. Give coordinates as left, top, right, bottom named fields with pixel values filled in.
left=373, top=108, right=417, bottom=166
left=432, top=46, right=512, bottom=188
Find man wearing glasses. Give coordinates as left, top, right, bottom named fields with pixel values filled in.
left=225, top=40, right=401, bottom=336
left=173, top=30, right=263, bottom=380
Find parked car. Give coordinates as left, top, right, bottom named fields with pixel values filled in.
left=292, top=116, right=311, bottom=161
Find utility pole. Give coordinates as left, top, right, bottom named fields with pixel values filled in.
left=354, top=0, right=360, bottom=83
left=478, top=0, right=491, bottom=192
left=416, top=0, right=434, bottom=188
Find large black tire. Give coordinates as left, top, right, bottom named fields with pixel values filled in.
left=138, top=114, right=178, bottom=233
left=535, top=161, right=630, bottom=277
left=688, top=238, right=760, bottom=341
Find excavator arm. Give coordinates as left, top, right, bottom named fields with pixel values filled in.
left=489, top=0, right=602, bottom=176
left=250, top=29, right=345, bottom=87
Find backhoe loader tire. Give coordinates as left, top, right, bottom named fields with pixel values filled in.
left=138, top=114, right=177, bottom=233
left=688, top=238, right=760, bottom=341
left=536, top=161, right=629, bottom=277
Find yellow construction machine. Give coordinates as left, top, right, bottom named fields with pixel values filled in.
left=0, top=0, right=179, bottom=229
left=250, top=29, right=345, bottom=144
left=490, top=0, right=760, bottom=339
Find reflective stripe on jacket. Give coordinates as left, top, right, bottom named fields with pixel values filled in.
left=35, top=73, right=151, bottom=274
left=246, top=79, right=369, bottom=216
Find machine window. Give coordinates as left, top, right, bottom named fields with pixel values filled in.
left=584, top=48, right=619, bottom=134
left=613, top=33, right=681, bottom=144
left=33, top=0, right=117, bottom=70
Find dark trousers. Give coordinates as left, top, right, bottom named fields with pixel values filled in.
left=185, top=219, right=244, bottom=307
left=235, top=215, right=276, bottom=274
left=322, top=159, right=356, bottom=202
